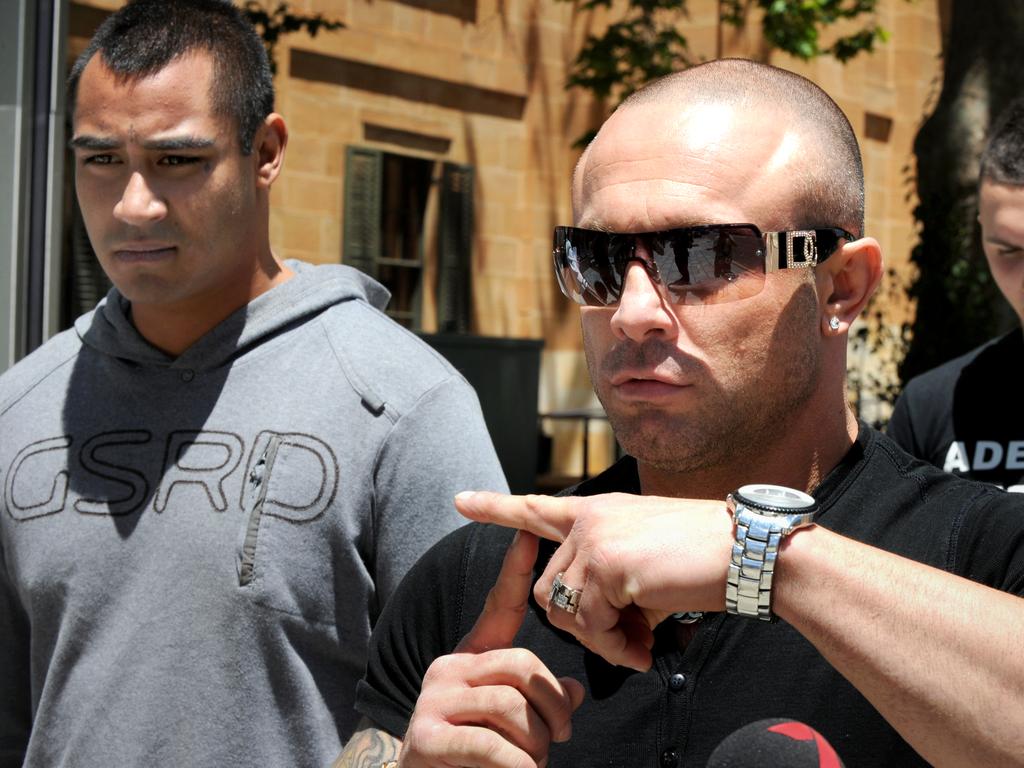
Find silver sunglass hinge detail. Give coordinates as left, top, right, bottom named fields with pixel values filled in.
left=765, top=230, right=819, bottom=272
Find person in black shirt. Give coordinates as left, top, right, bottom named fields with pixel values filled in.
left=333, top=60, right=1024, bottom=768
left=888, top=100, right=1024, bottom=493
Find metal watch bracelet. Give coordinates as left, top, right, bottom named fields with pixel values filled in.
left=725, top=486, right=818, bottom=621
left=726, top=506, right=785, bottom=621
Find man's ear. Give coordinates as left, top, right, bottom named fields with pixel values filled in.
left=817, top=236, right=883, bottom=335
left=254, top=113, right=288, bottom=189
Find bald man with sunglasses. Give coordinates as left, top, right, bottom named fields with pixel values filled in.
left=334, top=60, right=1024, bottom=768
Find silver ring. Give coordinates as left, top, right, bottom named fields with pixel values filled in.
left=549, top=572, right=582, bottom=614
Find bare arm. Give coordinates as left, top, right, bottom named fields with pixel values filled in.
left=776, top=526, right=1024, bottom=768
left=456, top=490, right=1024, bottom=768
left=331, top=718, right=402, bottom=768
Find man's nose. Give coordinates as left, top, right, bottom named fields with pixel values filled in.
left=113, top=171, right=167, bottom=226
left=609, top=257, right=678, bottom=342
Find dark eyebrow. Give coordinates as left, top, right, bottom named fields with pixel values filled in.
left=68, top=135, right=216, bottom=151
left=69, top=135, right=120, bottom=150
left=141, top=136, right=216, bottom=151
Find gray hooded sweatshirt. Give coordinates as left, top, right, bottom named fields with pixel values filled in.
left=0, top=261, right=507, bottom=767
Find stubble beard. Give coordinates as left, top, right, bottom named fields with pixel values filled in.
left=588, top=290, right=822, bottom=476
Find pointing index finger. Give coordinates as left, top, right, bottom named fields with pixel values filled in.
left=455, top=491, right=578, bottom=542
left=458, top=530, right=537, bottom=654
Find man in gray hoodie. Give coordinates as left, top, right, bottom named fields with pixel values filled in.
left=0, top=1, right=507, bottom=766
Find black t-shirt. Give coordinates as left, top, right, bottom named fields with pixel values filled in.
left=355, top=426, right=1024, bottom=767
left=888, top=328, right=1024, bottom=493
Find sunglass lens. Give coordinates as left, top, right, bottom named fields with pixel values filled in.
left=658, top=225, right=765, bottom=305
left=554, top=229, right=624, bottom=306
left=554, top=225, right=768, bottom=306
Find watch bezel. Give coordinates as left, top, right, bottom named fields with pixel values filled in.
left=730, top=484, right=818, bottom=516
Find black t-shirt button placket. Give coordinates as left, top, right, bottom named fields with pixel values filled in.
left=668, top=672, right=686, bottom=691
left=660, top=748, right=679, bottom=767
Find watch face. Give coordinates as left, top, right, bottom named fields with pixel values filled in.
left=735, top=484, right=816, bottom=512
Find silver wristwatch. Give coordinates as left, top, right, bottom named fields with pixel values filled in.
left=725, top=484, right=818, bottom=621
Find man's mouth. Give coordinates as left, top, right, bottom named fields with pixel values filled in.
left=111, top=243, right=176, bottom=262
left=608, top=370, right=691, bottom=400
left=609, top=369, right=686, bottom=387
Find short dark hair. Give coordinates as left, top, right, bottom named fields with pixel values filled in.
left=67, top=0, right=274, bottom=155
left=980, top=98, right=1024, bottom=186
left=619, top=59, right=865, bottom=238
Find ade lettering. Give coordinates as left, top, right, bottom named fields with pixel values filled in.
left=2, top=430, right=338, bottom=520
left=943, top=440, right=1024, bottom=492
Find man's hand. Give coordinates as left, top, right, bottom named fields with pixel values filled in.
left=398, top=530, right=585, bottom=768
left=455, top=492, right=734, bottom=671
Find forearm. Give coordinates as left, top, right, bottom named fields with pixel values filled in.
left=332, top=719, right=403, bottom=768
left=775, top=525, right=1024, bottom=767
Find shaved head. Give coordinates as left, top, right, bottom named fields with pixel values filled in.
left=574, top=59, right=864, bottom=237
left=568, top=58, right=877, bottom=492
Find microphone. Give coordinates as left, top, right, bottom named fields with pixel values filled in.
left=706, top=718, right=844, bottom=768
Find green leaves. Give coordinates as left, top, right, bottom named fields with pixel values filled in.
left=560, top=0, right=890, bottom=110
left=565, top=11, right=693, bottom=102
left=755, top=0, right=887, bottom=62
left=242, top=2, right=346, bottom=75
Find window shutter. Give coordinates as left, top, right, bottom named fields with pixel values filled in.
left=436, top=163, right=474, bottom=333
left=342, top=147, right=382, bottom=277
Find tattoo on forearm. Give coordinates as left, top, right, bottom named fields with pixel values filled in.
left=331, top=723, right=403, bottom=768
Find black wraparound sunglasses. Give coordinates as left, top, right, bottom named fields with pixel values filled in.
left=552, top=224, right=855, bottom=306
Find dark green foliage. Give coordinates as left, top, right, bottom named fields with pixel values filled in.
left=565, top=1, right=693, bottom=103
left=560, top=0, right=888, bottom=113
left=753, top=0, right=888, bottom=62
left=242, top=2, right=345, bottom=75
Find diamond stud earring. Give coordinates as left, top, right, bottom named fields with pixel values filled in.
left=829, top=316, right=841, bottom=332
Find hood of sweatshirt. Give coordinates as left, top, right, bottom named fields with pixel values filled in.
left=75, top=260, right=390, bottom=372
